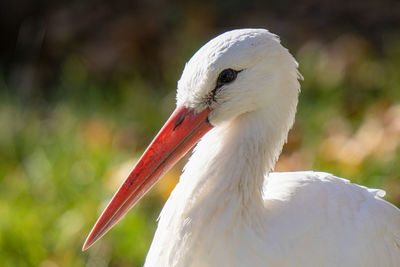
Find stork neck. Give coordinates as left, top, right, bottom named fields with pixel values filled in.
left=180, top=109, right=286, bottom=212
left=152, top=109, right=292, bottom=264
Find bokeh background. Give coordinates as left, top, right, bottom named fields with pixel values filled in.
left=1, top=0, right=400, bottom=266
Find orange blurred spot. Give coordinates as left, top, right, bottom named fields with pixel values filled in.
left=154, top=165, right=181, bottom=200
left=275, top=152, right=309, bottom=172
left=82, top=119, right=112, bottom=147
left=320, top=103, right=400, bottom=172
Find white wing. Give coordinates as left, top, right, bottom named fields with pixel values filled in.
left=263, top=171, right=400, bottom=267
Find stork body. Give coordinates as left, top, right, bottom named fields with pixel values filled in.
left=146, top=114, right=400, bottom=267
left=84, top=29, right=400, bottom=267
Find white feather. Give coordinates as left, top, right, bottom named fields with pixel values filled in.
left=144, top=29, right=400, bottom=267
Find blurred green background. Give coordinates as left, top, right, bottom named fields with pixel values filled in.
left=1, top=0, right=400, bottom=266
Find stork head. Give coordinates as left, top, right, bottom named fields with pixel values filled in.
left=177, top=28, right=300, bottom=126
left=83, top=29, right=301, bottom=250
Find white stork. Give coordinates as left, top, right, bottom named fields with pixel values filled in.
left=83, top=29, right=400, bottom=267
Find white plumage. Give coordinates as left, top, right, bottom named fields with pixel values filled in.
left=146, top=29, right=400, bottom=267
left=85, top=29, right=400, bottom=266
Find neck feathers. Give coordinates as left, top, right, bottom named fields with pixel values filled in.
left=180, top=107, right=293, bottom=211
left=148, top=105, right=297, bottom=267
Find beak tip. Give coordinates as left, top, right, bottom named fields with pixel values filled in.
left=82, top=237, right=92, bottom=251
left=82, top=235, right=96, bottom=251
left=82, top=230, right=99, bottom=251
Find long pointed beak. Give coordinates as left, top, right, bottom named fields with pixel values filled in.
left=82, top=106, right=213, bottom=250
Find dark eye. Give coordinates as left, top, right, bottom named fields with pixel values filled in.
left=207, top=68, right=242, bottom=105
left=216, top=69, right=239, bottom=89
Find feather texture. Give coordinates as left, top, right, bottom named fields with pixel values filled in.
left=142, top=29, right=400, bottom=266
left=145, top=113, right=400, bottom=267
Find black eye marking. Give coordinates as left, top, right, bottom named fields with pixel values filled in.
left=216, top=69, right=240, bottom=89
left=207, top=69, right=242, bottom=105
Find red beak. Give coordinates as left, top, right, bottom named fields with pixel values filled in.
left=82, top=106, right=213, bottom=250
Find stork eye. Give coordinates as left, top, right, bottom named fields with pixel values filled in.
left=216, top=69, right=239, bottom=89
left=208, top=68, right=241, bottom=105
